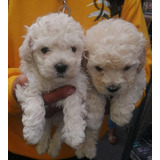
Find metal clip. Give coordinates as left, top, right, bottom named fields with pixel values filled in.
left=58, top=0, right=71, bottom=16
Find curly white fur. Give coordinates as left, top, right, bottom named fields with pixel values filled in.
left=16, top=15, right=147, bottom=160
left=16, top=13, right=88, bottom=148
left=85, top=18, right=147, bottom=127
left=76, top=18, right=147, bottom=158
left=16, top=13, right=106, bottom=159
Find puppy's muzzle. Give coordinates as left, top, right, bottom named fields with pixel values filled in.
left=54, top=63, right=68, bottom=74
left=107, top=85, right=120, bottom=93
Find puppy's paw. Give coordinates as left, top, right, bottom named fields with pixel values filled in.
left=111, top=111, right=133, bottom=126
left=23, top=126, right=42, bottom=144
left=75, top=141, right=96, bottom=159
left=36, top=137, right=50, bottom=155
left=85, top=145, right=96, bottom=159
left=75, top=147, right=85, bottom=159
left=36, top=143, right=48, bottom=155
left=63, top=131, right=85, bottom=149
left=48, top=139, right=60, bottom=158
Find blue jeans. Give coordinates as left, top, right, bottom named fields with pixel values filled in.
left=108, top=117, right=116, bottom=129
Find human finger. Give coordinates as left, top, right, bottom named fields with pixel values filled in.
left=12, top=74, right=28, bottom=99
left=42, top=85, right=76, bottom=105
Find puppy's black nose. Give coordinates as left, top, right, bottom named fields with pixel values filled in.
left=107, top=85, right=120, bottom=92
left=54, top=63, right=68, bottom=73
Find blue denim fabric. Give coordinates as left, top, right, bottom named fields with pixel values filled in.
left=108, top=117, right=117, bottom=128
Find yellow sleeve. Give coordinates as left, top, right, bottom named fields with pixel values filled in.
left=121, top=0, right=152, bottom=84
left=8, top=68, right=22, bottom=115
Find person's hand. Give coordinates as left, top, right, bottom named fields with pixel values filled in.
left=43, top=85, right=76, bottom=118
left=12, top=74, right=76, bottom=118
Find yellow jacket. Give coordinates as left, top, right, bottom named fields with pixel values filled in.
left=8, top=0, right=152, bottom=159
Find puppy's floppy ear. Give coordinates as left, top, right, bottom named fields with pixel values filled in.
left=137, top=33, right=147, bottom=73
left=19, top=27, right=33, bottom=62
left=81, top=50, right=89, bottom=70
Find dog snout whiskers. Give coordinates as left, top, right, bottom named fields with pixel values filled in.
left=107, top=85, right=120, bottom=93
left=54, top=63, right=68, bottom=74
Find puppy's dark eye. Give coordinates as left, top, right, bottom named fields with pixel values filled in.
left=95, top=66, right=103, bottom=72
left=41, top=47, right=49, bottom=54
left=124, top=65, right=131, bottom=71
left=71, top=47, right=77, bottom=53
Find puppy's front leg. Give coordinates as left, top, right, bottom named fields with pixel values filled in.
left=16, top=84, right=46, bottom=144
left=75, top=128, right=99, bottom=159
left=22, top=98, right=46, bottom=144
left=86, top=88, right=106, bottom=130
left=62, top=92, right=87, bottom=148
left=110, top=94, right=135, bottom=126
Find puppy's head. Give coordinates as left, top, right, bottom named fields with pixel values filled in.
left=19, top=13, right=84, bottom=81
left=85, top=19, right=146, bottom=96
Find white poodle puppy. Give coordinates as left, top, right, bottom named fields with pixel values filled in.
left=16, top=12, right=107, bottom=159
left=16, top=13, right=88, bottom=150
left=85, top=18, right=147, bottom=127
